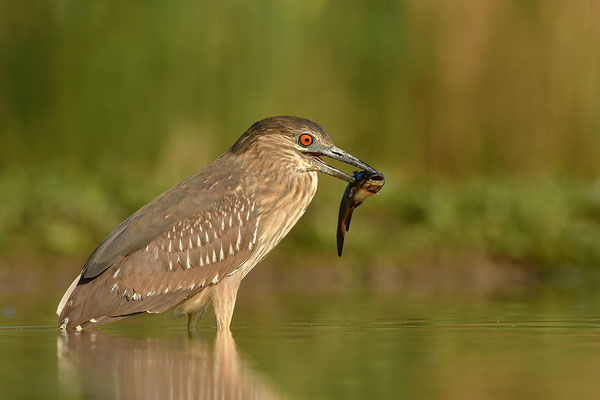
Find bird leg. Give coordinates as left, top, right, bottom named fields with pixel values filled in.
left=211, top=275, right=242, bottom=332
left=187, top=304, right=209, bottom=332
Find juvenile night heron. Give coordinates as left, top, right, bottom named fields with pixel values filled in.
left=57, top=116, right=375, bottom=332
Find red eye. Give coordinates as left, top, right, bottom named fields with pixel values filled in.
left=299, top=134, right=313, bottom=147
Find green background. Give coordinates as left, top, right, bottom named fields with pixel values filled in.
left=2, top=0, right=600, bottom=291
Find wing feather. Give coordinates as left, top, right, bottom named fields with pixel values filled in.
left=81, top=161, right=243, bottom=279
left=58, top=160, right=260, bottom=330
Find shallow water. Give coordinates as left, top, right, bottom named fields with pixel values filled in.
left=1, top=288, right=600, bottom=399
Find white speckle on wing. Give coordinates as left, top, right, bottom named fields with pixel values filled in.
left=199, top=224, right=203, bottom=232
left=237, top=211, right=242, bottom=226
left=235, top=228, right=242, bottom=251
left=168, top=240, right=172, bottom=253
left=167, top=231, right=171, bottom=239
left=110, top=284, right=119, bottom=293
left=197, top=235, right=202, bottom=247
left=75, top=325, right=83, bottom=332
left=145, top=245, right=149, bottom=252
left=249, top=241, right=253, bottom=250
left=179, top=239, right=183, bottom=251
left=219, top=245, right=225, bottom=261
left=246, top=209, right=250, bottom=221
left=199, top=255, right=204, bottom=267
left=205, top=231, right=210, bottom=243
left=189, top=283, right=195, bottom=290
left=147, top=291, right=154, bottom=297
left=211, top=250, right=217, bottom=263
left=164, top=288, right=169, bottom=294
left=122, top=290, right=129, bottom=299
left=213, top=230, right=218, bottom=240
left=205, top=254, right=211, bottom=265
left=221, top=218, right=225, bottom=231
left=251, top=202, right=255, bottom=212
left=113, top=268, right=120, bottom=279
left=189, top=238, right=193, bottom=250
left=169, top=260, right=173, bottom=271
left=229, top=243, right=234, bottom=256
left=229, top=215, right=232, bottom=227
left=132, top=293, right=141, bottom=301
left=252, top=218, right=259, bottom=244
left=90, top=318, right=97, bottom=323
left=186, top=253, right=192, bottom=269
left=201, top=280, right=206, bottom=288
left=212, top=274, right=219, bottom=284
left=208, top=221, right=213, bottom=229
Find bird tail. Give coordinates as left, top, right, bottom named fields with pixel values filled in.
left=57, top=274, right=80, bottom=317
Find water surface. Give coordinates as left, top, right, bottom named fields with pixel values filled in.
left=1, top=289, right=599, bottom=399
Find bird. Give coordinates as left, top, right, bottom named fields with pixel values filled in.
left=56, top=116, right=376, bottom=332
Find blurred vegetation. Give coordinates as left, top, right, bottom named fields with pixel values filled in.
left=1, top=1, right=600, bottom=280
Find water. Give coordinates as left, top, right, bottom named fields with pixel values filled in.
left=1, top=288, right=600, bottom=399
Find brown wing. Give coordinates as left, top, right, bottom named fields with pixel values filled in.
left=58, top=166, right=261, bottom=330
left=80, top=159, right=244, bottom=279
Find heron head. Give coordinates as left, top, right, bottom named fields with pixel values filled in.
left=232, top=116, right=376, bottom=183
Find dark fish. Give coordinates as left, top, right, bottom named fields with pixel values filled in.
left=337, top=170, right=385, bottom=256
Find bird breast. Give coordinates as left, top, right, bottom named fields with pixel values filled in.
left=238, top=170, right=318, bottom=277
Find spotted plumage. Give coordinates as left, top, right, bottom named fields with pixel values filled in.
left=57, top=116, right=377, bottom=332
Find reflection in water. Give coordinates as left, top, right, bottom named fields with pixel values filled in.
left=57, top=331, right=282, bottom=400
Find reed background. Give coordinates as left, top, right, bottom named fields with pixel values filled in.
left=1, top=0, right=600, bottom=293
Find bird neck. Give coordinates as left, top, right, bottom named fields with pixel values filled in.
left=221, top=141, right=318, bottom=270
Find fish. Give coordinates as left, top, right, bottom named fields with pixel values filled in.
left=337, top=170, right=385, bottom=256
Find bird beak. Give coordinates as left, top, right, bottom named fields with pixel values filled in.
left=308, top=144, right=377, bottom=183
